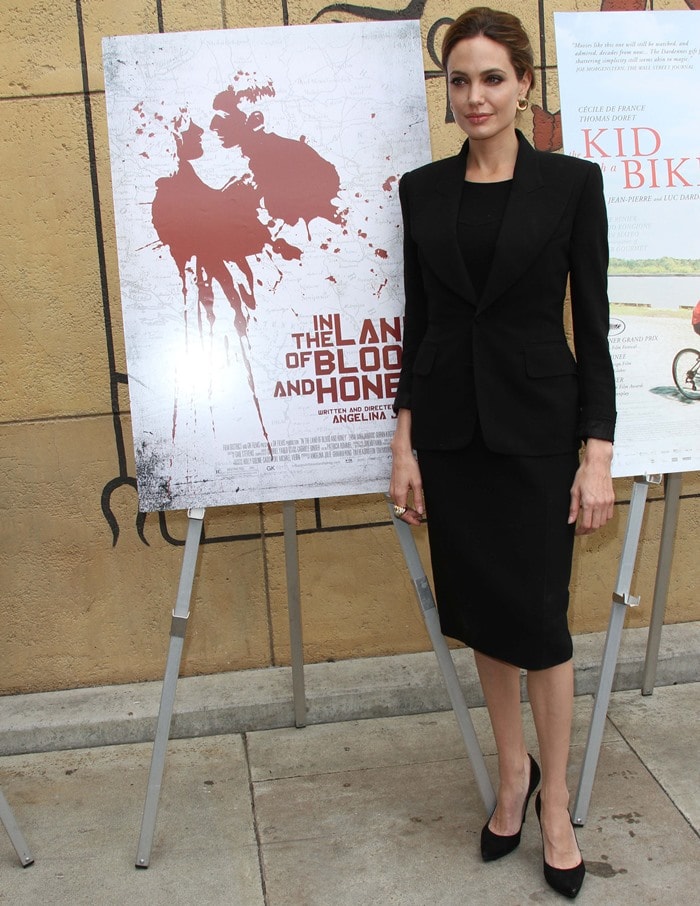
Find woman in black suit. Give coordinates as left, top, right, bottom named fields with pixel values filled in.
left=390, top=8, right=616, bottom=899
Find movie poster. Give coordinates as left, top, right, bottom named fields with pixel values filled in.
left=103, top=22, right=430, bottom=510
left=555, top=11, right=700, bottom=478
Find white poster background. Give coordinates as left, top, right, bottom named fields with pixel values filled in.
left=103, top=22, right=430, bottom=510
left=555, top=11, right=700, bottom=477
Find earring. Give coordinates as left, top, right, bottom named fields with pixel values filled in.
left=517, top=97, right=529, bottom=112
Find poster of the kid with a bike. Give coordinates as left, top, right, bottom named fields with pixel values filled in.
left=556, top=10, right=700, bottom=478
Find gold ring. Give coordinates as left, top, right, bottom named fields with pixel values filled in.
left=393, top=504, right=407, bottom=517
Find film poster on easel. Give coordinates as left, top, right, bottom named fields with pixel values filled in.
left=103, top=20, right=431, bottom=512
left=555, top=10, right=700, bottom=479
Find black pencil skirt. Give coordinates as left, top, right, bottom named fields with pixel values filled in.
left=417, top=427, right=580, bottom=671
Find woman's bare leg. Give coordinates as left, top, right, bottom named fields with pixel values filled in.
left=527, top=659, right=582, bottom=869
left=474, top=651, right=532, bottom=835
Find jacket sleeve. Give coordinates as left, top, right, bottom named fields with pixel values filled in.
left=569, top=163, right=617, bottom=443
left=393, top=173, right=428, bottom=413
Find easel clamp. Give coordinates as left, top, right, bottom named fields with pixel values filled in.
left=612, top=592, right=640, bottom=607
left=170, top=611, right=190, bottom=637
left=413, top=576, right=435, bottom=614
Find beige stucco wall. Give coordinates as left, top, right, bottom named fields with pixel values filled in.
left=1, top=0, right=698, bottom=696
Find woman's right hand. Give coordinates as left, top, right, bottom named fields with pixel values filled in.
left=389, top=409, right=425, bottom=525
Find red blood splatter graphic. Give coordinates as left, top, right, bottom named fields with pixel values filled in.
left=211, top=81, right=344, bottom=241
left=143, top=75, right=395, bottom=456
left=147, top=77, right=350, bottom=456
left=151, top=121, right=269, bottom=337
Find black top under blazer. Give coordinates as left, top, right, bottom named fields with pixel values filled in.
left=394, top=130, right=616, bottom=455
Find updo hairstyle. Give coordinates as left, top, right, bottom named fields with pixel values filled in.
left=441, top=6, right=536, bottom=91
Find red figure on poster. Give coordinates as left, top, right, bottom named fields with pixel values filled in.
left=147, top=76, right=346, bottom=456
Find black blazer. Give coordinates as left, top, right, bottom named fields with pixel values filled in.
left=394, top=131, right=616, bottom=456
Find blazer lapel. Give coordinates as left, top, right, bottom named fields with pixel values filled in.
left=478, top=131, right=571, bottom=312
left=415, top=141, right=478, bottom=306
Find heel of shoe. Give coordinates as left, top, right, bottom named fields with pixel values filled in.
left=524, top=754, right=541, bottom=822
left=535, top=793, right=586, bottom=899
left=480, top=754, right=540, bottom=862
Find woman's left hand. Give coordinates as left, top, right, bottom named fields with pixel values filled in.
left=568, top=439, right=615, bottom=535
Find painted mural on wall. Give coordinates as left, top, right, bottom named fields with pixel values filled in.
left=97, top=0, right=698, bottom=544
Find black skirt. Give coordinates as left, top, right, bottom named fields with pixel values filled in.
left=417, top=426, right=579, bottom=671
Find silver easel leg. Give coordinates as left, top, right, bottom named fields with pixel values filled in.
left=0, top=788, right=34, bottom=867
left=572, top=476, right=655, bottom=826
left=283, top=501, right=306, bottom=728
left=387, top=497, right=496, bottom=816
left=642, top=472, right=682, bottom=696
left=135, top=507, right=205, bottom=868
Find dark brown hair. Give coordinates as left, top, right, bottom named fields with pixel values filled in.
left=441, top=7, right=535, bottom=90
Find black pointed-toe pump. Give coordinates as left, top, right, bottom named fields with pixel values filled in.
left=480, top=754, right=541, bottom=862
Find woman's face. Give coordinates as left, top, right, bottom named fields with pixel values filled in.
left=179, top=122, right=204, bottom=160
left=446, top=35, right=531, bottom=144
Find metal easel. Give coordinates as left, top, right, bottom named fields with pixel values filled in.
left=642, top=472, right=683, bottom=695
left=387, top=496, right=496, bottom=816
left=572, top=474, right=655, bottom=825
left=0, top=788, right=34, bottom=867
left=135, top=503, right=306, bottom=867
left=573, top=471, right=686, bottom=823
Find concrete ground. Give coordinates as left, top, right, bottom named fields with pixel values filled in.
left=1, top=679, right=698, bottom=905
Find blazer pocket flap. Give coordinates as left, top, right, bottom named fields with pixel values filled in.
left=525, top=342, right=577, bottom=378
left=413, top=341, right=438, bottom=375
